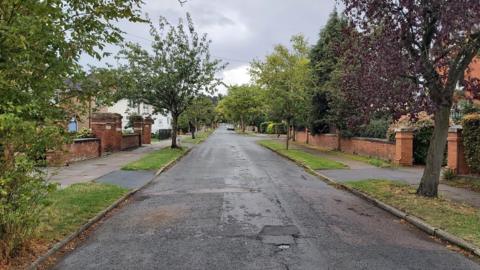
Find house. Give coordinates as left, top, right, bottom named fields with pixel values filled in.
left=71, top=99, right=172, bottom=134
left=105, top=99, right=172, bottom=133
left=464, top=56, right=480, bottom=104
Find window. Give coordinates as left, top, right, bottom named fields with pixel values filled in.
left=67, top=117, right=78, bottom=133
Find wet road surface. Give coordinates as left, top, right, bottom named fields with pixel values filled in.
left=54, top=128, right=480, bottom=270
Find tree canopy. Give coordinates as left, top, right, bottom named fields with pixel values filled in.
left=341, top=0, right=480, bottom=197
left=116, top=14, right=225, bottom=148
left=0, top=0, right=144, bottom=259
left=219, top=85, right=264, bottom=132
left=250, top=35, right=312, bottom=149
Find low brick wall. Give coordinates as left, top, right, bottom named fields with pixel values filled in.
left=295, top=131, right=396, bottom=162
left=341, top=137, right=395, bottom=161
left=296, top=132, right=339, bottom=150
left=121, top=134, right=141, bottom=150
left=47, top=138, right=101, bottom=166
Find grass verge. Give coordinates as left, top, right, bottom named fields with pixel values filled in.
left=443, top=177, right=480, bottom=193
left=333, top=151, right=393, bottom=168
left=182, top=129, right=213, bottom=144
left=122, top=147, right=186, bottom=171
left=345, top=179, right=480, bottom=247
left=258, top=140, right=346, bottom=170
left=3, top=183, right=127, bottom=269
left=38, top=182, right=128, bottom=242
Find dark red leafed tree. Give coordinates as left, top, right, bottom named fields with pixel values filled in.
left=341, top=0, right=480, bottom=197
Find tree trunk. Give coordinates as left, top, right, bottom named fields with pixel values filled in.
left=171, top=114, right=179, bottom=148
left=285, top=120, right=290, bottom=150
left=416, top=104, right=451, bottom=197
left=241, top=116, right=245, bottom=133
left=292, top=125, right=296, bottom=142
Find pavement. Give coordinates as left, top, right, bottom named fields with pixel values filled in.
left=288, top=142, right=480, bottom=208
left=46, top=139, right=171, bottom=187
left=53, top=128, right=479, bottom=269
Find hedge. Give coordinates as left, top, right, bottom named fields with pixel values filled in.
left=259, top=122, right=271, bottom=133
left=462, top=113, right=480, bottom=173
left=266, top=123, right=286, bottom=134
left=155, top=129, right=172, bottom=140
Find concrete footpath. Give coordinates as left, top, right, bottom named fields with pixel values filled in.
left=288, top=140, right=480, bottom=208
left=46, top=139, right=172, bottom=188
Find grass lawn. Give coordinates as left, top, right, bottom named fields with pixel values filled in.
left=122, top=147, right=186, bottom=171
left=258, top=140, right=346, bottom=170
left=346, top=179, right=480, bottom=246
left=443, top=177, right=480, bottom=193
left=38, top=183, right=127, bottom=242
left=182, top=129, right=213, bottom=144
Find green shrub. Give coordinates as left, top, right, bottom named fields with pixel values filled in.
left=442, top=168, right=457, bottom=180
left=462, top=113, right=480, bottom=173
left=266, top=122, right=287, bottom=134
left=0, top=115, right=61, bottom=259
left=273, top=123, right=287, bottom=134
left=413, top=125, right=434, bottom=164
left=75, top=128, right=94, bottom=139
left=155, top=129, right=171, bottom=140
left=356, top=118, right=390, bottom=139
left=259, top=122, right=271, bottom=133
left=266, top=123, right=275, bottom=134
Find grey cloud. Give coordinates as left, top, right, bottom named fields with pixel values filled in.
left=81, top=0, right=339, bottom=74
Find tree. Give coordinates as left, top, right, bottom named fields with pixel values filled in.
left=179, top=95, right=216, bottom=138
left=220, top=85, right=264, bottom=132
left=309, top=10, right=348, bottom=135
left=251, top=35, right=312, bottom=149
left=341, top=0, right=480, bottom=197
left=117, top=15, right=225, bottom=148
left=0, top=0, right=144, bottom=259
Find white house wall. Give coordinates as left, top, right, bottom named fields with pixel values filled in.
left=106, top=99, right=172, bottom=133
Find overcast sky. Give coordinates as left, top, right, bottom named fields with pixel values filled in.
left=81, top=0, right=339, bottom=94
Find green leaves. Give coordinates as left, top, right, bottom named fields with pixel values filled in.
left=115, top=14, right=225, bottom=146
left=250, top=34, right=312, bottom=123
left=220, top=85, right=264, bottom=128
left=0, top=0, right=144, bottom=259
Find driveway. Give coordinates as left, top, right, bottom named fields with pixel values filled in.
left=53, top=128, right=480, bottom=270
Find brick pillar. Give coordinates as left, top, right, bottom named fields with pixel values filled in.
left=394, top=128, right=413, bottom=166
left=130, top=115, right=144, bottom=146
left=91, top=113, right=123, bottom=154
left=447, top=126, right=470, bottom=175
left=142, top=117, right=154, bottom=144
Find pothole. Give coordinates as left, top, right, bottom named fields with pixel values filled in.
left=258, top=225, right=300, bottom=246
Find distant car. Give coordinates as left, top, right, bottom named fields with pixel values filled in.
left=226, top=124, right=235, bottom=131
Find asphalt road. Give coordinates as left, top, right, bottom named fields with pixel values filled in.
left=54, top=128, right=480, bottom=270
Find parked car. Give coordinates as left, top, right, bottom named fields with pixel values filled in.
left=226, top=124, right=235, bottom=131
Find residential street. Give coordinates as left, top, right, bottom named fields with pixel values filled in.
left=54, top=128, right=480, bottom=270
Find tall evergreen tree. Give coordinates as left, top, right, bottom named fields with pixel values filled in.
left=309, top=10, right=348, bottom=135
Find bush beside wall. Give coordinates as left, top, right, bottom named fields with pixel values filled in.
left=462, top=113, right=480, bottom=173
